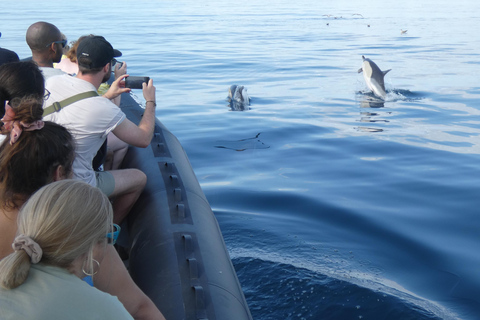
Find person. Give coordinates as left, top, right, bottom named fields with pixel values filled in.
left=0, top=179, right=134, bottom=319
left=50, top=33, right=128, bottom=171
left=44, top=35, right=157, bottom=224
left=26, top=21, right=67, bottom=79
left=28, top=27, right=126, bottom=102
left=55, top=34, right=119, bottom=98
left=29, top=28, right=128, bottom=171
left=0, top=98, right=75, bottom=259
left=54, top=34, right=88, bottom=76
left=0, top=61, right=45, bottom=119
left=0, top=66, right=165, bottom=320
left=0, top=32, right=19, bottom=66
left=54, top=34, right=123, bottom=105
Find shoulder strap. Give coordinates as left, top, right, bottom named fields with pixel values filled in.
left=43, top=91, right=99, bottom=117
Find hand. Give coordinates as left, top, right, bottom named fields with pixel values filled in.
left=105, top=74, right=131, bottom=100
left=114, top=61, right=127, bottom=80
left=142, top=78, right=156, bottom=103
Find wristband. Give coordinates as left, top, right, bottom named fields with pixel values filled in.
left=146, top=100, right=156, bottom=107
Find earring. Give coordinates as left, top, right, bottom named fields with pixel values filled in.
left=82, top=259, right=100, bottom=276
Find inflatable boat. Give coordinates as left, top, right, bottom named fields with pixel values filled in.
left=118, top=92, right=252, bottom=320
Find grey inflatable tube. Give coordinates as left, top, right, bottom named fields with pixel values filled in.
left=119, top=93, right=252, bottom=320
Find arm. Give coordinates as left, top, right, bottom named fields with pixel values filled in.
left=94, top=245, right=166, bottom=320
left=112, top=79, right=156, bottom=148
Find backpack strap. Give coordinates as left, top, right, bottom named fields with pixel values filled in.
left=43, top=91, right=99, bottom=117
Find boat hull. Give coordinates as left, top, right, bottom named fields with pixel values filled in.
left=119, top=93, right=252, bottom=320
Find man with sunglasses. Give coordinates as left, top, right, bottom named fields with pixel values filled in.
left=26, top=21, right=67, bottom=79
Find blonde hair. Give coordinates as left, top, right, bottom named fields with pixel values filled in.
left=0, top=180, right=113, bottom=289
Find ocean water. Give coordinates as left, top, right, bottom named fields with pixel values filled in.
left=2, top=0, right=480, bottom=319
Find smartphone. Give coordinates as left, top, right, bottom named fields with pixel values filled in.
left=125, top=76, right=150, bottom=89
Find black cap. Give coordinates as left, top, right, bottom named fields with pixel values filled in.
left=76, top=35, right=122, bottom=69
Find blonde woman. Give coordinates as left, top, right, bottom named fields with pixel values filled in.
left=0, top=180, right=132, bottom=319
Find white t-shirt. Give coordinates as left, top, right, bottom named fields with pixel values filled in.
left=43, top=74, right=126, bottom=186
left=0, top=264, right=133, bottom=320
left=39, top=66, right=66, bottom=80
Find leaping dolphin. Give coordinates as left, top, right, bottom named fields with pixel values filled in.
left=358, top=56, right=391, bottom=99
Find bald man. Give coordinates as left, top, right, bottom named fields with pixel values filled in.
left=26, top=21, right=66, bottom=79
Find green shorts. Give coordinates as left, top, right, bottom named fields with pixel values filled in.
left=95, top=171, right=115, bottom=197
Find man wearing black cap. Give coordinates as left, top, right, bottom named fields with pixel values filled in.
left=43, top=35, right=157, bottom=225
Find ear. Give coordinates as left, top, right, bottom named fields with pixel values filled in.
left=53, top=165, right=66, bottom=181
left=103, top=63, right=110, bottom=73
left=48, top=43, right=57, bottom=55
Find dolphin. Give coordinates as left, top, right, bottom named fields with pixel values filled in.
left=228, top=85, right=250, bottom=111
left=358, top=55, right=391, bottom=99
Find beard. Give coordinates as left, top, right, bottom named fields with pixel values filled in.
left=53, top=48, right=63, bottom=63
left=101, top=64, right=112, bottom=83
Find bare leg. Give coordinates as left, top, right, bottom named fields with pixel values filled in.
left=109, top=169, right=147, bottom=224
left=104, top=132, right=129, bottom=171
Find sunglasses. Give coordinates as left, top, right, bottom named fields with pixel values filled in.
left=106, top=224, right=121, bottom=245
left=111, top=58, right=123, bottom=68
left=43, top=89, right=51, bottom=101
left=46, top=39, right=67, bottom=48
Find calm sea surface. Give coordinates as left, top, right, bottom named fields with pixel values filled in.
left=2, top=0, right=480, bottom=319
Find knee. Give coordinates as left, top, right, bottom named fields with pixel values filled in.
left=126, top=169, right=146, bottom=192
left=110, top=169, right=147, bottom=195
left=135, top=169, right=147, bottom=189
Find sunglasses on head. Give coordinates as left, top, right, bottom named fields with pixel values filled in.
left=106, top=224, right=121, bottom=245
left=45, top=39, right=67, bottom=48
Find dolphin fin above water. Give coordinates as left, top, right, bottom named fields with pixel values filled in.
left=358, top=55, right=391, bottom=99
left=228, top=85, right=250, bottom=111
left=229, top=85, right=250, bottom=104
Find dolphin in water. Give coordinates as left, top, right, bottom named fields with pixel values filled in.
left=358, top=56, right=391, bottom=99
left=228, top=85, right=250, bottom=111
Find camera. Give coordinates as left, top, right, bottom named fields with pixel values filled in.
left=124, top=76, right=150, bottom=89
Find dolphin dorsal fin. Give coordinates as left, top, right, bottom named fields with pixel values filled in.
left=382, top=69, right=392, bottom=76
left=228, top=85, right=238, bottom=99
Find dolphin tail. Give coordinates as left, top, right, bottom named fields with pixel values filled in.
left=382, top=69, right=392, bottom=76
left=358, top=68, right=363, bottom=74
